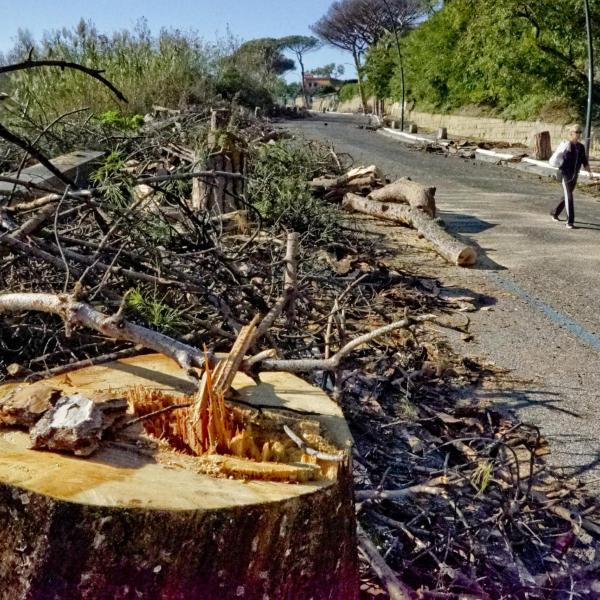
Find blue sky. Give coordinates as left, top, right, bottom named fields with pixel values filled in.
left=0, top=0, right=355, bottom=82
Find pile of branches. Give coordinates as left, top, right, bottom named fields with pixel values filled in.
left=1, top=64, right=599, bottom=598
left=0, top=104, right=336, bottom=380
left=342, top=302, right=600, bottom=597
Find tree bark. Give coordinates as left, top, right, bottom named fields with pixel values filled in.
left=342, top=193, right=476, bottom=267
left=368, top=178, right=437, bottom=218
left=0, top=354, right=358, bottom=600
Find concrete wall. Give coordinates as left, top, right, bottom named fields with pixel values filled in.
left=308, top=95, right=600, bottom=157
left=386, top=102, right=600, bottom=156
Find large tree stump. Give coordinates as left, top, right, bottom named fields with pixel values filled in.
left=0, top=354, right=358, bottom=599
left=533, top=131, right=552, bottom=160
left=343, top=193, right=477, bottom=267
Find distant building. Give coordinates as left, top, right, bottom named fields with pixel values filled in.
left=303, top=73, right=341, bottom=92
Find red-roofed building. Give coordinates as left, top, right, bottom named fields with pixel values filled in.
left=303, top=73, right=338, bottom=92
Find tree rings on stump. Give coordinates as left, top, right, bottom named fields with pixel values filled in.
left=0, top=354, right=358, bottom=599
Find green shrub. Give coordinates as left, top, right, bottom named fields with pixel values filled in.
left=247, top=140, right=341, bottom=241
left=363, top=0, right=599, bottom=122
left=1, top=19, right=285, bottom=121
left=97, top=110, right=144, bottom=131
left=215, top=67, right=275, bottom=108
left=338, top=82, right=360, bottom=103
left=125, top=289, right=185, bottom=333
left=312, top=85, right=338, bottom=97
left=2, top=20, right=218, bottom=119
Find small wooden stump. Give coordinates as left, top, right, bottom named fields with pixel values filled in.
left=533, top=131, right=552, bottom=160
left=0, top=354, right=358, bottom=599
left=194, top=109, right=245, bottom=213
left=436, top=127, right=448, bottom=140
left=409, top=123, right=418, bottom=134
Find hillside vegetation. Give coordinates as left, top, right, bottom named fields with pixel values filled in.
left=362, top=0, right=599, bottom=122
left=0, top=19, right=290, bottom=121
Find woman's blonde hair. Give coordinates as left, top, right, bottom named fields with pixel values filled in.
left=568, top=124, right=583, bottom=133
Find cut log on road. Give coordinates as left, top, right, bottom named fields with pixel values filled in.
left=368, top=177, right=436, bottom=217
left=0, top=354, right=358, bottom=599
left=310, top=165, right=383, bottom=201
left=342, top=193, right=477, bottom=267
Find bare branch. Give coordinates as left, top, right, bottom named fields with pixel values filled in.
left=0, top=123, right=77, bottom=188
left=0, top=59, right=128, bottom=103
left=250, top=314, right=435, bottom=372
left=0, top=293, right=206, bottom=372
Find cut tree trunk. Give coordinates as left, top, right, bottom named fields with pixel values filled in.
left=533, top=131, right=552, bottom=161
left=195, top=109, right=244, bottom=213
left=342, top=193, right=476, bottom=267
left=310, top=165, right=383, bottom=201
left=368, top=177, right=437, bottom=218
left=0, top=354, right=358, bottom=599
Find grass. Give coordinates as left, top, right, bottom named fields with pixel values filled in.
left=2, top=20, right=218, bottom=119
left=0, top=18, right=283, bottom=128
left=97, top=111, right=145, bottom=131
left=125, top=289, right=185, bottom=334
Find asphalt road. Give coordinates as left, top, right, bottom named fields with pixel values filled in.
left=284, top=113, right=600, bottom=486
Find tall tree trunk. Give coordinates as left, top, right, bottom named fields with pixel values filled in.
left=352, top=50, right=368, bottom=114
left=299, top=56, right=309, bottom=109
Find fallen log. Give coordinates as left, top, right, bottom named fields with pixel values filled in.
left=342, top=193, right=477, bottom=267
left=368, top=177, right=436, bottom=218
left=310, top=165, right=383, bottom=200
left=0, top=354, right=358, bottom=599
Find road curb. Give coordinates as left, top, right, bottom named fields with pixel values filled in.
left=379, top=127, right=600, bottom=182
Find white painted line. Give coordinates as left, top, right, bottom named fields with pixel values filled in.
left=382, top=127, right=434, bottom=144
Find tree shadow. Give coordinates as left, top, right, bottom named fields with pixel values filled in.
left=437, top=211, right=507, bottom=272
left=474, top=387, right=583, bottom=419
left=440, top=212, right=496, bottom=235
left=462, top=386, right=600, bottom=481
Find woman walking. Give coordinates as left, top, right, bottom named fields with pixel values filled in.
left=551, top=124, right=595, bottom=229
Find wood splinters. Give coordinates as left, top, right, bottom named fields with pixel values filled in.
left=200, top=454, right=321, bottom=483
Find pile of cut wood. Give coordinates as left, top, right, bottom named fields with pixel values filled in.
left=311, top=166, right=477, bottom=267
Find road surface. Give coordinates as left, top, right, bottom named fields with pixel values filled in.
left=285, top=113, right=600, bottom=486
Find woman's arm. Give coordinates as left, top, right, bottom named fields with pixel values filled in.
left=582, top=146, right=595, bottom=178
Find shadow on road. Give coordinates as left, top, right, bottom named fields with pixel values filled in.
left=441, top=212, right=496, bottom=235
left=573, top=221, right=600, bottom=231
left=479, top=387, right=583, bottom=419
left=437, top=212, right=507, bottom=271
